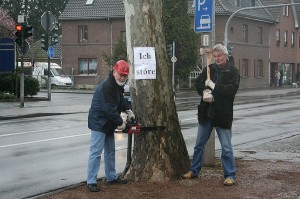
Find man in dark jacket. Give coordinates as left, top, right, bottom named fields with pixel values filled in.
left=182, top=44, right=240, bottom=186
left=87, top=60, right=135, bottom=192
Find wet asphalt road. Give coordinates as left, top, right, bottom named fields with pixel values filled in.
left=0, top=88, right=299, bottom=199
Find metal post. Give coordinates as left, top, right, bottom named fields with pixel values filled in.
left=172, top=41, right=175, bottom=90
left=20, top=25, right=25, bottom=107
left=224, top=3, right=300, bottom=47
left=19, top=0, right=28, bottom=107
left=122, top=134, right=133, bottom=178
left=203, top=0, right=215, bottom=166
left=46, top=11, right=51, bottom=101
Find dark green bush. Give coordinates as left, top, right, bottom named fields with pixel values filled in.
left=0, top=92, right=16, bottom=99
left=0, top=72, right=40, bottom=97
left=24, top=76, right=40, bottom=96
left=0, top=72, right=15, bottom=93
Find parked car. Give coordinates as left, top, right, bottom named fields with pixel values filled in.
left=32, top=62, right=72, bottom=88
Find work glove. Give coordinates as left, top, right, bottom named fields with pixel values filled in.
left=203, top=89, right=214, bottom=103
left=126, top=109, right=135, bottom=121
left=205, top=79, right=215, bottom=90
left=117, top=122, right=126, bottom=131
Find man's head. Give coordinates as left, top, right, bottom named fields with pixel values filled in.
left=212, top=44, right=228, bottom=67
left=113, top=60, right=129, bottom=86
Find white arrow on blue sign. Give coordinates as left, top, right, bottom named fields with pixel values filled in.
left=194, top=0, right=213, bottom=33
left=48, top=46, right=54, bottom=58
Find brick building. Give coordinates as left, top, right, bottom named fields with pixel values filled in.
left=59, top=0, right=300, bottom=89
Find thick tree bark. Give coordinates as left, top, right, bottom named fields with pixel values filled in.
left=124, top=0, right=190, bottom=182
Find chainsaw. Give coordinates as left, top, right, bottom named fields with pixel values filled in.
left=123, top=117, right=165, bottom=134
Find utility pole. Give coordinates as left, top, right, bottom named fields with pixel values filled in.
left=18, top=0, right=28, bottom=107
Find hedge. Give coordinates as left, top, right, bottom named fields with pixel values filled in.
left=0, top=72, right=40, bottom=97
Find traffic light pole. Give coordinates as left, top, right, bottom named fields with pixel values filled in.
left=20, top=24, right=25, bottom=108
left=223, top=3, right=300, bottom=47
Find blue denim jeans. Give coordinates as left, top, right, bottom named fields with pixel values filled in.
left=189, top=120, right=236, bottom=179
left=87, top=130, right=118, bottom=184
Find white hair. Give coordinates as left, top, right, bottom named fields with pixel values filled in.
left=213, top=43, right=229, bottom=57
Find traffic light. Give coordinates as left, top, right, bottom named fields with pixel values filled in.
left=227, top=46, right=233, bottom=56
left=41, top=33, right=49, bottom=51
left=14, top=25, right=23, bottom=49
left=167, top=44, right=173, bottom=57
left=51, top=33, right=59, bottom=46
left=24, top=25, right=33, bottom=39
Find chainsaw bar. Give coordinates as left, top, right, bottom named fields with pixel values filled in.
left=124, top=118, right=166, bottom=134
left=127, top=125, right=166, bottom=134
left=140, top=126, right=166, bottom=132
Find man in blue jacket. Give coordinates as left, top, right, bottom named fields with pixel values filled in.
left=182, top=44, right=240, bottom=186
left=87, top=60, right=135, bottom=192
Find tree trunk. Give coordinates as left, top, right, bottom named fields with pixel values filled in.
left=124, top=0, right=190, bottom=182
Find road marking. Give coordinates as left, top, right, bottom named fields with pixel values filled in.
left=0, top=126, right=70, bottom=137
left=0, top=133, right=90, bottom=148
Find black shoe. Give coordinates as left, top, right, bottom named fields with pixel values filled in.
left=87, top=184, right=100, bottom=192
left=106, top=177, right=128, bottom=185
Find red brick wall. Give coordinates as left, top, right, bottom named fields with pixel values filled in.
left=61, top=19, right=125, bottom=88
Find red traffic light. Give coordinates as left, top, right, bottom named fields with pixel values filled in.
left=15, top=25, right=22, bottom=31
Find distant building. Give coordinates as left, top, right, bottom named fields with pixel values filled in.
left=262, top=0, right=300, bottom=86
left=59, top=0, right=300, bottom=89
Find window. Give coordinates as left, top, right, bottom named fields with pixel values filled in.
left=234, top=0, right=241, bottom=7
left=276, top=29, right=280, bottom=46
left=241, top=59, right=249, bottom=77
left=79, top=58, right=97, bottom=75
left=257, top=26, right=262, bottom=44
left=283, top=5, right=289, bottom=16
left=251, top=0, right=255, bottom=7
left=255, top=59, right=263, bottom=77
left=242, top=24, right=248, bottom=43
left=284, top=30, right=288, bottom=47
left=291, top=32, right=295, bottom=48
left=79, top=25, right=88, bottom=42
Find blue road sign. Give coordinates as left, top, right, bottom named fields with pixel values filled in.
left=48, top=46, right=54, bottom=58
left=194, top=0, right=213, bottom=33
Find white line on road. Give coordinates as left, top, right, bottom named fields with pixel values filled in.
left=0, top=126, right=70, bottom=137
left=0, top=133, right=90, bottom=148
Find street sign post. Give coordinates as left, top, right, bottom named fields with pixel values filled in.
left=41, top=11, right=56, bottom=101
left=194, top=0, right=213, bottom=33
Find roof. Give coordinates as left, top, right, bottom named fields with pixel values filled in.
left=61, top=0, right=276, bottom=23
left=261, top=0, right=300, bottom=27
left=25, top=37, right=62, bottom=59
left=260, top=0, right=284, bottom=22
left=59, top=0, right=124, bottom=20
left=215, top=0, right=275, bottom=22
